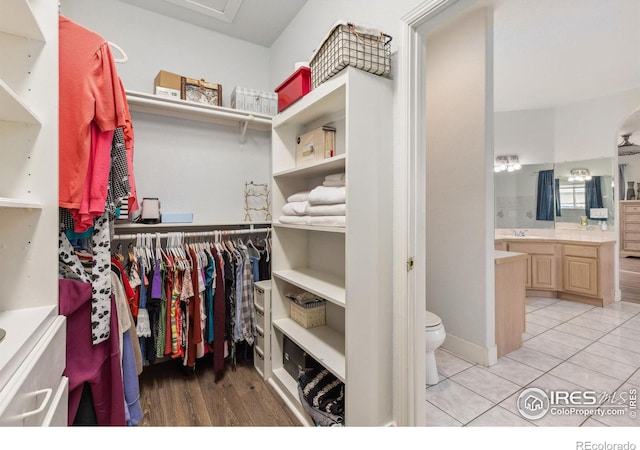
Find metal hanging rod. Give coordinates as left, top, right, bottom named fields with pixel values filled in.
left=112, top=227, right=271, bottom=241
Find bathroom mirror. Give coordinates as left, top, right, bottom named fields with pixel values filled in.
left=553, top=157, right=615, bottom=229
left=494, top=157, right=616, bottom=230
left=495, top=163, right=554, bottom=229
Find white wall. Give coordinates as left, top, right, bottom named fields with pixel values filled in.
left=60, top=0, right=272, bottom=103
left=60, top=0, right=272, bottom=223
left=555, top=88, right=640, bottom=163
left=425, top=7, right=495, bottom=364
left=494, top=108, right=555, bottom=165
left=268, top=0, right=424, bottom=88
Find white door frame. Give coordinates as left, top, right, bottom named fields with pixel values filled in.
left=394, top=0, right=479, bottom=427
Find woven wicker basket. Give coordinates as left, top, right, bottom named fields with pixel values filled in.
left=290, top=300, right=326, bottom=329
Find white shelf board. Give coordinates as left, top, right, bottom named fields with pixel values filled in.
left=273, top=268, right=345, bottom=306
left=0, top=79, right=41, bottom=125
left=126, top=90, right=272, bottom=131
left=114, top=221, right=271, bottom=230
left=0, top=0, right=45, bottom=41
left=0, top=197, right=42, bottom=209
left=272, top=71, right=347, bottom=128
left=273, top=223, right=346, bottom=234
left=273, top=318, right=345, bottom=383
left=0, top=305, right=57, bottom=391
left=273, top=154, right=346, bottom=179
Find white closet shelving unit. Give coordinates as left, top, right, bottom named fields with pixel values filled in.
left=269, top=68, right=393, bottom=426
left=125, top=90, right=272, bottom=144
left=0, top=0, right=67, bottom=426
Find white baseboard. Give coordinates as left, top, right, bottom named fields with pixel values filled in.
left=442, top=333, right=498, bottom=367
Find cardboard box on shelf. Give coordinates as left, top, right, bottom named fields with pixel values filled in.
left=296, top=125, right=336, bottom=166
left=154, top=70, right=182, bottom=98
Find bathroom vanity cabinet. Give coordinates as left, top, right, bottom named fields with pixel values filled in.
left=495, top=237, right=615, bottom=307
left=503, top=242, right=558, bottom=291
left=494, top=251, right=528, bottom=357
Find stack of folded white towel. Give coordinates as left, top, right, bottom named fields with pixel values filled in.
left=279, top=173, right=346, bottom=227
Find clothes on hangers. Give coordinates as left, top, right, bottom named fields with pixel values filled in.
left=110, top=230, right=270, bottom=374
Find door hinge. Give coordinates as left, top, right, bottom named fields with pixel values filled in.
left=406, top=257, right=414, bottom=272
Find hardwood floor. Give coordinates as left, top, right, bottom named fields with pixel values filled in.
left=619, top=256, right=640, bottom=304
left=137, top=350, right=301, bottom=427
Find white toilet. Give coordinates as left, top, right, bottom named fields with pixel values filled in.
left=425, top=310, right=446, bottom=385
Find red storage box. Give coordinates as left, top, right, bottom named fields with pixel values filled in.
left=275, top=66, right=311, bottom=112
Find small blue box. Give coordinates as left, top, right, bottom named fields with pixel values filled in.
left=161, top=213, right=193, bottom=223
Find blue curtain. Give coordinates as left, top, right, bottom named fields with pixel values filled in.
left=554, top=178, right=561, bottom=217
left=619, top=164, right=626, bottom=200
left=585, top=176, right=604, bottom=220
left=536, top=170, right=554, bottom=221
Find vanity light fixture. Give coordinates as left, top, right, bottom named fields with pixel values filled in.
left=494, top=155, right=521, bottom=173
left=568, top=168, right=592, bottom=182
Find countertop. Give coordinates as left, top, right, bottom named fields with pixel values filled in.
left=495, top=229, right=616, bottom=244
left=494, top=250, right=528, bottom=264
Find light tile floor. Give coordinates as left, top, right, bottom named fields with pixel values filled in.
left=425, top=298, right=640, bottom=426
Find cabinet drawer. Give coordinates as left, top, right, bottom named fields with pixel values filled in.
left=623, top=205, right=640, bottom=214
left=507, top=242, right=555, bottom=255
left=254, top=304, right=266, bottom=328
left=624, top=223, right=640, bottom=232
left=255, top=324, right=265, bottom=350
left=624, top=231, right=640, bottom=241
left=0, top=316, right=66, bottom=426
left=253, top=346, right=265, bottom=376
left=254, top=286, right=266, bottom=310
left=624, top=241, right=640, bottom=251
left=623, top=213, right=640, bottom=222
left=563, top=245, right=598, bottom=259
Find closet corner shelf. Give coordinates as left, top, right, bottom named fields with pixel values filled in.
left=273, top=154, right=346, bottom=179
left=0, top=0, right=46, bottom=41
left=125, top=90, right=272, bottom=133
left=272, top=318, right=345, bottom=383
left=0, top=79, right=41, bottom=125
left=272, top=268, right=345, bottom=307
left=0, top=197, right=42, bottom=210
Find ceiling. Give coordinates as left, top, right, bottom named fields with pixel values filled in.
left=119, top=0, right=308, bottom=47
left=122, top=0, right=640, bottom=133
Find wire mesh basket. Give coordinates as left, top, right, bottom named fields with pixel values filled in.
left=309, top=22, right=392, bottom=89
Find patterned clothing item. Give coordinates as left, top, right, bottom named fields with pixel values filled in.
left=238, top=245, right=255, bottom=345
left=233, top=248, right=243, bottom=343
left=89, top=211, right=112, bottom=345
left=106, top=127, right=130, bottom=221
left=59, top=232, right=92, bottom=284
